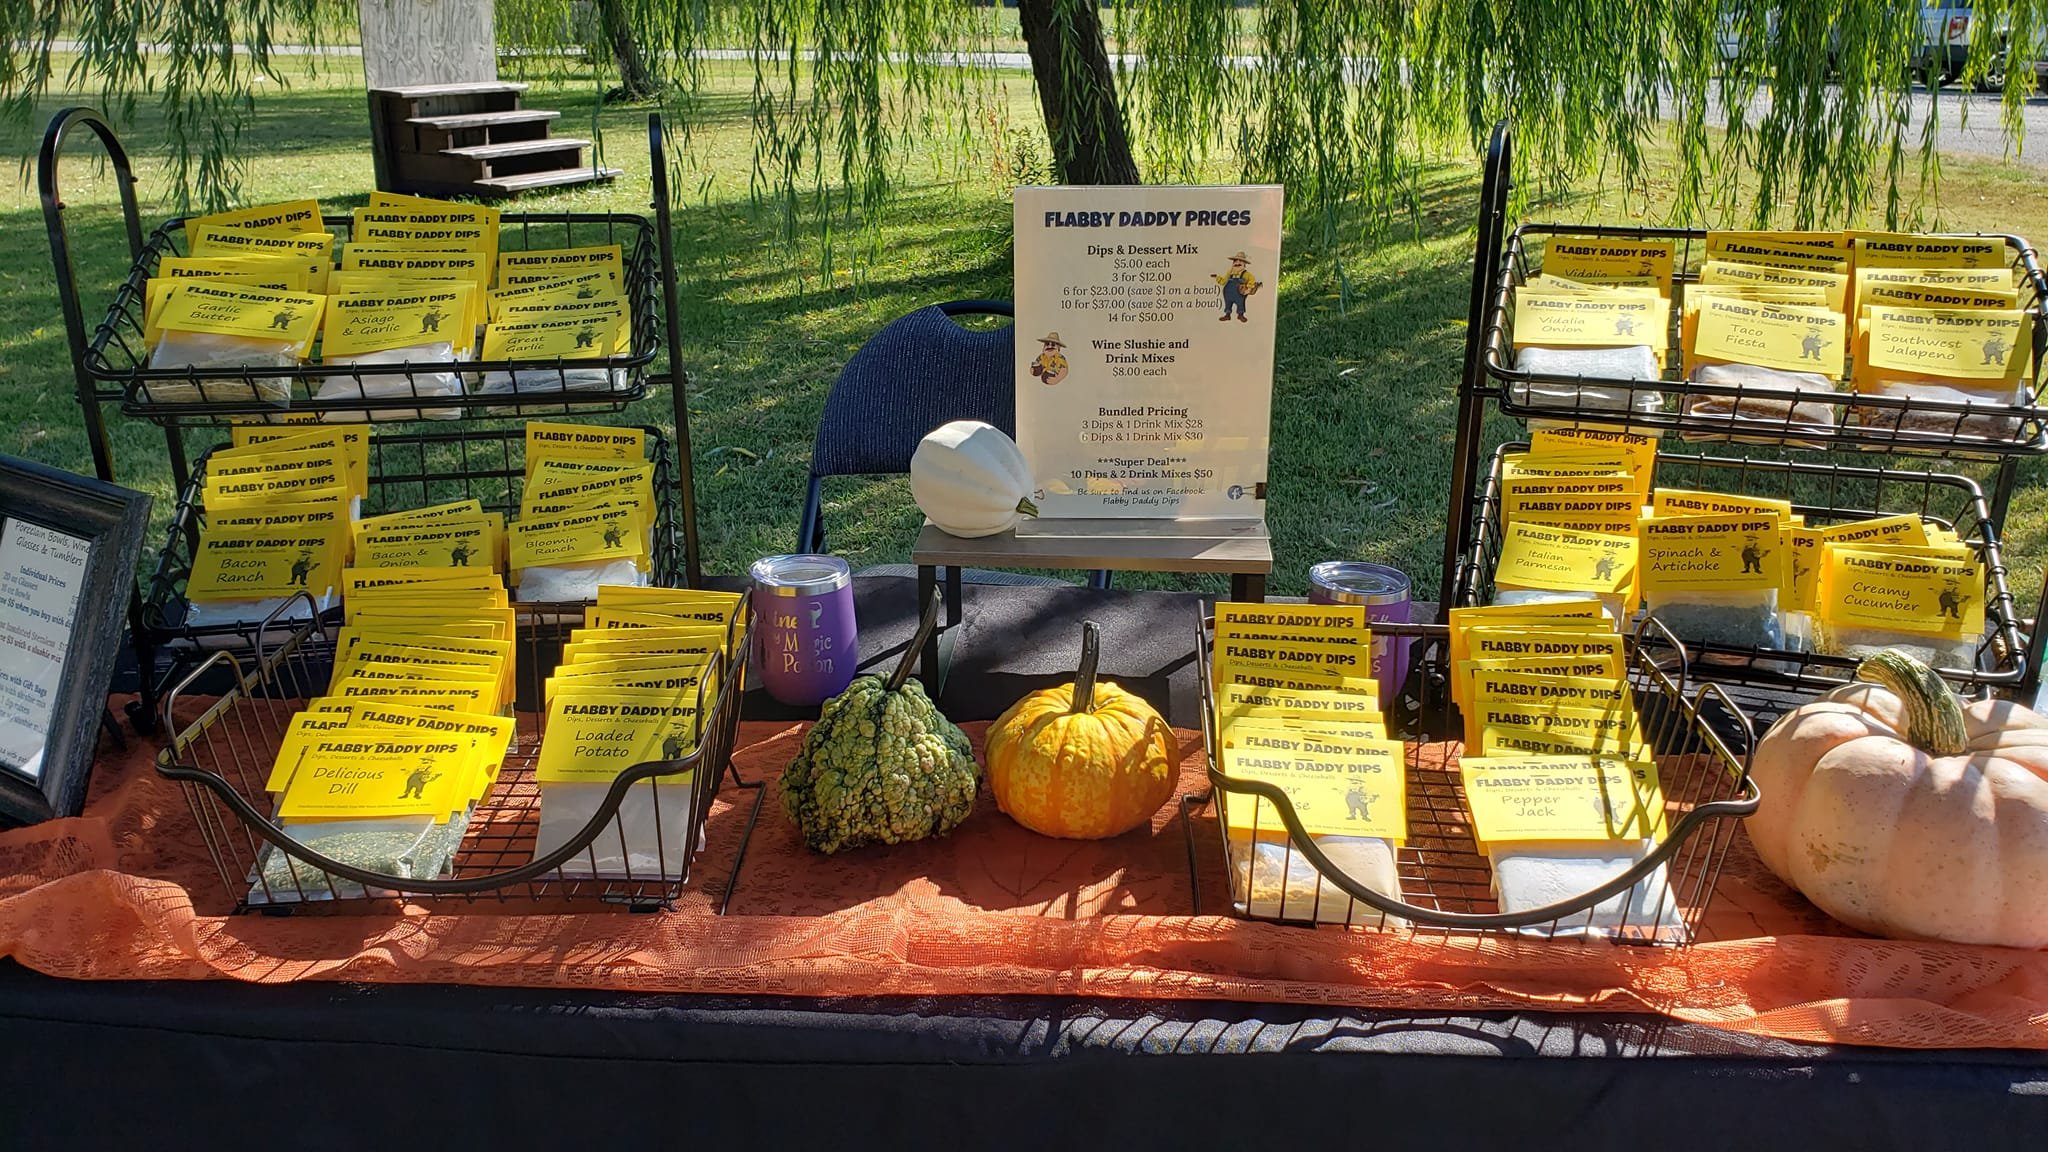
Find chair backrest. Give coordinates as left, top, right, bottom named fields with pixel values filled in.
left=810, top=301, right=1015, bottom=479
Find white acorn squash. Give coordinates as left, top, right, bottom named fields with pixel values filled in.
left=910, top=420, right=1038, bottom=538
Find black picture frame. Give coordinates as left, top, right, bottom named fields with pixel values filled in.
left=0, top=455, right=150, bottom=826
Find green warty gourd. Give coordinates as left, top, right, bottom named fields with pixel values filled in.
left=780, top=674, right=980, bottom=854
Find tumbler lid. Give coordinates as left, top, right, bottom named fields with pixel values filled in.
left=750, top=554, right=852, bottom=596
left=1308, top=560, right=1411, bottom=606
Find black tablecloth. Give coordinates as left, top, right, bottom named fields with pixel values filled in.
left=6, top=577, right=2047, bottom=1148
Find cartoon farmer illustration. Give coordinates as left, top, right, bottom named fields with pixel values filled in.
left=1800, top=327, right=1826, bottom=361
left=1593, top=549, right=1620, bottom=583
left=602, top=524, right=625, bottom=550
left=448, top=542, right=474, bottom=567
left=1983, top=333, right=2011, bottom=367
left=1214, top=251, right=1259, bottom=323
left=1029, top=332, right=1068, bottom=386
left=288, top=550, right=313, bottom=588
left=1740, top=535, right=1769, bottom=575
left=574, top=326, right=598, bottom=350
left=575, top=284, right=600, bottom=300
left=661, top=732, right=687, bottom=761
left=419, top=304, right=446, bottom=335
left=1345, top=782, right=1373, bottom=822
left=1939, top=578, right=1972, bottom=621
left=399, top=762, right=441, bottom=801
left=270, top=306, right=297, bottom=332
left=1613, top=314, right=1638, bottom=338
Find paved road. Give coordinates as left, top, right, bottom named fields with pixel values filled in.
left=38, top=39, right=2048, bottom=166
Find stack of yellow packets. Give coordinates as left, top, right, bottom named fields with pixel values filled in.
left=252, top=566, right=516, bottom=901
left=1487, top=425, right=1650, bottom=626
left=476, top=241, right=631, bottom=407
left=1447, top=604, right=1675, bottom=936
left=509, top=421, right=656, bottom=602
left=1804, top=512, right=1983, bottom=669
left=1510, top=236, right=1674, bottom=421
left=531, top=586, right=745, bottom=878
left=1844, top=232, right=2030, bottom=441
left=1679, top=232, right=1850, bottom=441
left=1208, top=602, right=1407, bottom=925
left=182, top=426, right=368, bottom=628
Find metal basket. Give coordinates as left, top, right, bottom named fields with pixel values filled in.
left=154, top=597, right=762, bottom=912
left=1189, top=617, right=1759, bottom=945
left=1477, top=224, right=2048, bottom=455
left=93, top=212, right=662, bottom=425
left=1453, top=443, right=2027, bottom=709
left=141, top=424, right=681, bottom=654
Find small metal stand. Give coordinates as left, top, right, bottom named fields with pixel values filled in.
left=911, top=517, right=1272, bottom=689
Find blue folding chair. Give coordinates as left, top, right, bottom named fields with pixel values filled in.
left=796, top=299, right=1109, bottom=589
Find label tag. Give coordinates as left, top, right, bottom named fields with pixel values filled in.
left=1494, top=521, right=1637, bottom=595
left=483, top=314, right=621, bottom=360
left=1851, top=232, right=2006, bottom=270
left=1864, top=307, right=2029, bottom=381
left=496, top=244, right=625, bottom=288
left=536, top=687, right=704, bottom=783
left=1512, top=292, right=1671, bottom=346
left=187, top=199, right=324, bottom=235
left=153, top=281, right=325, bottom=355
left=1639, top=512, right=1785, bottom=594
left=1819, top=545, right=1984, bottom=637
left=323, top=285, right=477, bottom=357
left=1459, top=755, right=1666, bottom=846
left=1692, top=297, right=1846, bottom=377
left=1218, top=730, right=1406, bottom=841
left=276, top=731, right=482, bottom=821
left=1542, top=237, right=1676, bottom=295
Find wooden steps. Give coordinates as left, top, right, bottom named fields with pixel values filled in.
left=369, top=82, right=616, bottom=199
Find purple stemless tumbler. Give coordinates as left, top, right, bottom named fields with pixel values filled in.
left=1307, top=561, right=1413, bottom=703
left=751, top=554, right=859, bottom=707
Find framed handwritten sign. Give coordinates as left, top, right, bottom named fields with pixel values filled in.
left=0, top=456, right=150, bottom=825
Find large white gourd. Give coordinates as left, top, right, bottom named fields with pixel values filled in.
left=909, top=420, right=1038, bottom=538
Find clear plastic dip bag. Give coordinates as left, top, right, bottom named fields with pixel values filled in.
left=148, top=330, right=296, bottom=407
left=249, top=811, right=469, bottom=904
left=533, top=774, right=699, bottom=880
left=1489, top=839, right=1683, bottom=939
left=475, top=366, right=631, bottom=415
left=1643, top=586, right=1784, bottom=650
left=1513, top=345, right=1664, bottom=420
left=1847, top=378, right=2029, bottom=445
left=315, top=343, right=465, bottom=421
left=1681, top=362, right=1840, bottom=446
left=515, top=557, right=647, bottom=604
left=1227, top=830, right=1406, bottom=927
left=1817, top=622, right=1979, bottom=672
left=182, top=588, right=336, bottom=632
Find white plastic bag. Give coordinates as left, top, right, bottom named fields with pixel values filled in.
left=1227, top=831, right=1406, bottom=927
left=1513, top=344, right=1664, bottom=420
left=514, top=557, right=647, bottom=604
left=475, top=366, right=631, bottom=416
left=315, top=342, right=465, bottom=421
left=147, top=330, right=296, bottom=406
left=1490, top=839, right=1684, bottom=939
left=533, top=775, right=700, bottom=880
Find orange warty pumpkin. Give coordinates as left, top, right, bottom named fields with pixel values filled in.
left=1747, top=650, right=2048, bottom=948
left=984, top=621, right=1177, bottom=839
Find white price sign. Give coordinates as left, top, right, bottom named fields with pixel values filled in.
left=1013, top=185, right=1282, bottom=519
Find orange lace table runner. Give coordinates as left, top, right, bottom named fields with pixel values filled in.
left=3, top=706, right=2045, bottom=1050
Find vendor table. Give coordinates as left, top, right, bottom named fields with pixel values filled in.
left=3, top=576, right=2046, bottom=1148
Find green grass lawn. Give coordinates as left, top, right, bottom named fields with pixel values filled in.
left=2, top=56, right=2044, bottom=618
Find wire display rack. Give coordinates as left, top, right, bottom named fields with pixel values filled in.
left=1186, top=617, right=1759, bottom=944
left=39, top=107, right=709, bottom=732
left=93, top=208, right=661, bottom=425
left=1455, top=444, right=2026, bottom=707
left=1441, top=120, right=2048, bottom=700
left=141, top=424, right=682, bottom=655
left=155, top=597, right=762, bottom=912
left=1478, top=226, right=2048, bottom=456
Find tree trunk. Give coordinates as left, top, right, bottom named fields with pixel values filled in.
left=599, top=0, right=661, bottom=102
left=1017, top=0, right=1140, bottom=184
